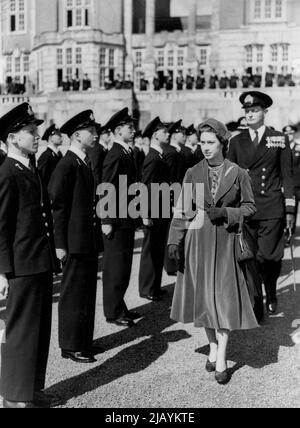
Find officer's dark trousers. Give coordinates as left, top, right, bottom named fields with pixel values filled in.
left=0, top=272, right=53, bottom=402
left=245, top=219, right=285, bottom=305
left=139, top=220, right=169, bottom=297
left=59, top=254, right=98, bottom=352
left=103, top=228, right=135, bottom=319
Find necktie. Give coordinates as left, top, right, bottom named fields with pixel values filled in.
left=85, top=156, right=92, bottom=170
left=29, top=159, right=36, bottom=174
left=253, top=131, right=259, bottom=149
left=57, top=151, right=63, bottom=159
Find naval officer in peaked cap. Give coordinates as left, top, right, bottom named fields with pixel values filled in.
left=0, top=103, right=59, bottom=408
left=228, top=91, right=295, bottom=320
left=37, top=124, right=63, bottom=187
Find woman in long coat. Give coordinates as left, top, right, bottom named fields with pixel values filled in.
left=168, top=118, right=259, bottom=384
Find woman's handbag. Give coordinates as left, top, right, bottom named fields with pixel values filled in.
left=235, top=215, right=254, bottom=263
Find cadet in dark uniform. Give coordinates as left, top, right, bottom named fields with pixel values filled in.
left=228, top=92, right=295, bottom=318
left=196, top=71, right=205, bottom=90
left=186, top=70, right=195, bottom=90
left=182, top=125, right=198, bottom=170
left=229, top=70, right=239, bottom=89
left=0, top=103, right=59, bottom=408
left=253, top=71, right=262, bottom=88
left=138, top=117, right=170, bottom=301
left=37, top=124, right=63, bottom=187
left=194, top=126, right=205, bottom=162
left=219, top=71, right=229, bottom=89
left=265, top=68, right=274, bottom=88
left=209, top=69, right=218, bottom=89
left=131, top=130, right=146, bottom=182
left=162, top=121, right=187, bottom=275
left=89, top=123, right=111, bottom=187
left=176, top=71, right=184, bottom=90
left=49, top=110, right=102, bottom=364
left=0, top=142, right=7, bottom=165
left=100, top=108, right=139, bottom=328
left=283, top=125, right=300, bottom=226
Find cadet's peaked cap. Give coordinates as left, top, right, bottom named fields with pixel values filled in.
left=134, top=130, right=143, bottom=139
left=186, top=125, right=198, bottom=136
left=42, top=124, right=61, bottom=141
left=240, top=91, right=273, bottom=109
left=283, top=125, right=298, bottom=133
left=60, top=110, right=97, bottom=137
left=199, top=118, right=231, bottom=140
left=104, top=108, right=134, bottom=132
left=0, top=102, right=44, bottom=141
left=142, top=117, right=166, bottom=139
left=168, top=120, right=186, bottom=136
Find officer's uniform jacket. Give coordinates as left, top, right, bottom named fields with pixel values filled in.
left=49, top=150, right=101, bottom=254
left=162, top=144, right=186, bottom=184
left=37, top=146, right=62, bottom=187
left=228, top=127, right=295, bottom=220
left=89, top=143, right=108, bottom=186
left=291, top=143, right=300, bottom=188
left=101, top=141, right=137, bottom=230
left=182, top=145, right=198, bottom=171
left=0, top=157, right=57, bottom=276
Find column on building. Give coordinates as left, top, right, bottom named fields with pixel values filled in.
left=210, top=0, right=221, bottom=71
left=144, top=0, right=156, bottom=85
left=124, top=0, right=134, bottom=79
left=186, top=0, right=198, bottom=74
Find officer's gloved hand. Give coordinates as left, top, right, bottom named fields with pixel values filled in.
left=207, top=207, right=227, bottom=222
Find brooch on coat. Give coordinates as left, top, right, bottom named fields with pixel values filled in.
left=15, top=163, right=24, bottom=171
left=266, top=136, right=286, bottom=149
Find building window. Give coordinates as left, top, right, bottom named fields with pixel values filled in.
left=245, top=46, right=253, bottom=64
left=66, top=48, right=72, bottom=65
left=76, top=47, right=82, bottom=64
left=282, top=44, right=289, bottom=62
left=56, top=46, right=84, bottom=86
left=9, top=0, right=26, bottom=33
left=23, top=55, right=29, bottom=72
left=157, top=50, right=164, bottom=68
left=177, top=50, right=184, bottom=67
left=99, top=47, right=119, bottom=88
left=199, top=48, right=208, bottom=66
left=252, top=0, right=285, bottom=21
left=100, top=48, right=106, bottom=66
left=6, top=56, right=12, bottom=73
left=271, top=44, right=278, bottom=62
left=4, top=53, right=30, bottom=85
left=257, top=45, right=264, bottom=63
left=57, top=49, right=63, bottom=65
left=66, top=0, right=91, bottom=29
left=109, top=49, right=115, bottom=68
left=168, top=50, right=174, bottom=67
left=135, top=51, right=143, bottom=68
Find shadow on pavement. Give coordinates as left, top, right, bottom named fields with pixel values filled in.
left=45, top=284, right=192, bottom=405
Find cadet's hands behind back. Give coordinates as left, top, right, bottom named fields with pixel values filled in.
left=286, top=214, right=295, bottom=232
left=0, top=274, right=9, bottom=300
left=56, top=249, right=67, bottom=264
left=102, top=225, right=114, bottom=240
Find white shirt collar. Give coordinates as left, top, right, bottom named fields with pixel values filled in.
left=170, top=142, right=182, bottom=152
left=150, top=143, right=163, bottom=155
left=7, top=152, right=30, bottom=169
left=99, top=141, right=108, bottom=151
left=0, top=142, right=7, bottom=154
left=249, top=125, right=266, bottom=143
left=114, top=139, right=130, bottom=153
left=68, top=145, right=86, bottom=163
left=48, top=143, right=60, bottom=155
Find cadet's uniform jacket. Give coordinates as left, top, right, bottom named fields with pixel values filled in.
left=0, top=157, right=57, bottom=276
left=228, top=127, right=295, bottom=220
left=101, top=142, right=137, bottom=230
left=182, top=146, right=198, bottom=171
left=37, top=147, right=62, bottom=187
left=48, top=150, right=101, bottom=254
left=89, top=143, right=108, bottom=187
left=0, top=149, right=6, bottom=166
left=162, top=144, right=186, bottom=184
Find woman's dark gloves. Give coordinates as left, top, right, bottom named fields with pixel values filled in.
left=168, top=244, right=185, bottom=273
left=207, top=207, right=227, bottom=222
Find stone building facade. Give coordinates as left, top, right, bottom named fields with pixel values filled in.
left=0, top=0, right=300, bottom=92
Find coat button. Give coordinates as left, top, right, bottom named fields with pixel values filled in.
left=261, top=183, right=265, bottom=187
left=262, top=168, right=266, bottom=172
left=261, top=191, right=265, bottom=195
left=43, top=213, right=46, bottom=218
left=262, top=176, right=266, bottom=180
left=46, top=233, right=50, bottom=237
left=45, top=222, right=49, bottom=227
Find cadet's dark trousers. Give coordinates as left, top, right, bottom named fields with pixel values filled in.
left=139, top=220, right=169, bottom=297
left=245, top=219, right=285, bottom=305
left=103, top=228, right=135, bottom=319
left=0, top=272, right=53, bottom=402
left=59, top=254, right=98, bottom=352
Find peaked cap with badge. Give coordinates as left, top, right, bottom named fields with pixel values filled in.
left=104, top=108, right=134, bottom=133
left=239, top=91, right=273, bottom=109
left=142, top=117, right=166, bottom=139
left=0, top=102, right=44, bottom=141
left=186, top=125, right=198, bottom=136
left=168, top=120, right=186, bottom=136
left=42, top=124, right=62, bottom=141
left=60, top=110, right=97, bottom=138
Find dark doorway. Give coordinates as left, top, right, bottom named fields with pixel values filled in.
left=133, top=0, right=146, bottom=34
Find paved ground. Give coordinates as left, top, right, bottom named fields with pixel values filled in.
left=1, top=231, right=300, bottom=409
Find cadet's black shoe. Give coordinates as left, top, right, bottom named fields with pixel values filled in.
left=266, top=302, right=278, bottom=314
left=106, top=317, right=135, bottom=328
left=3, top=399, right=43, bottom=409
left=205, top=360, right=216, bottom=373
left=215, top=369, right=229, bottom=385
left=126, top=311, right=141, bottom=320
left=33, top=391, right=62, bottom=408
left=140, top=294, right=162, bottom=302
left=61, top=350, right=97, bottom=364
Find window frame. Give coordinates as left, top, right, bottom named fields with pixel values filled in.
left=8, top=0, right=27, bottom=34
left=65, top=0, right=92, bottom=30
left=250, top=0, right=286, bottom=22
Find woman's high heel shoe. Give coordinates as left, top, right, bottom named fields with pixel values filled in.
left=205, top=360, right=216, bottom=373
left=215, top=369, right=229, bottom=385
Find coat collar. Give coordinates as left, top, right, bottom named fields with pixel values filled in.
left=194, top=159, right=239, bottom=207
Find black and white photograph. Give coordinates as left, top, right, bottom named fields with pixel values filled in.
left=0, top=0, right=300, bottom=412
